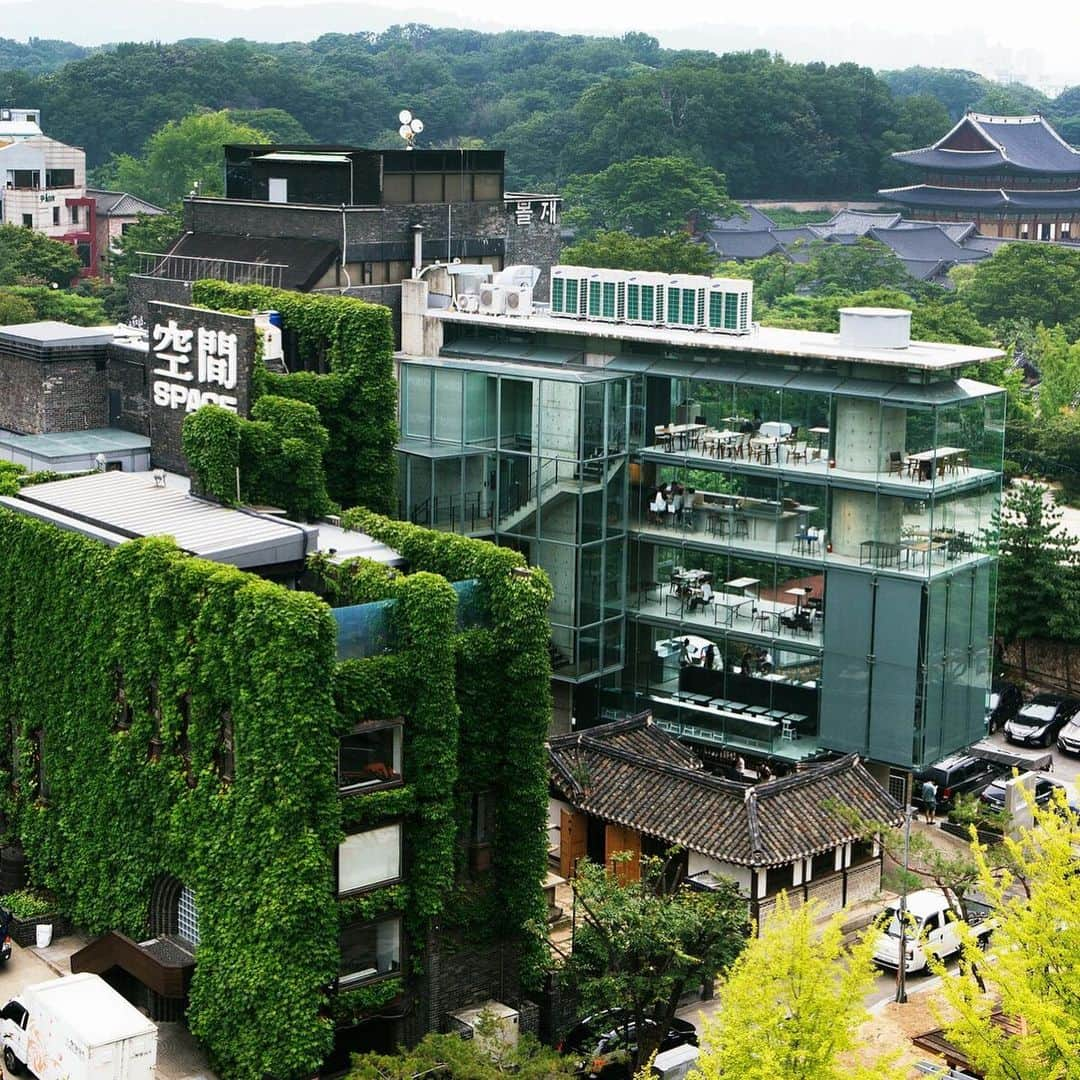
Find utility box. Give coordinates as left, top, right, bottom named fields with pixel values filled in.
left=652, top=1043, right=701, bottom=1080
left=448, top=1000, right=520, bottom=1055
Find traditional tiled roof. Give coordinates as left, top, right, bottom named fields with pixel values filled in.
left=814, top=210, right=901, bottom=237
left=879, top=184, right=1080, bottom=213
left=710, top=204, right=778, bottom=232
left=868, top=225, right=987, bottom=264
left=892, top=113, right=1080, bottom=175
left=548, top=715, right=902, bottom=868
left=896, top=219, right=979, bottom=243
left=704, top=230, right=783, bottom=260
left=85, top=188, right=165, bottom=218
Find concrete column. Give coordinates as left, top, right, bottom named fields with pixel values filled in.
left=400, top=278, right=444, bottom=357
left=831, top=489, right=903, bottom=558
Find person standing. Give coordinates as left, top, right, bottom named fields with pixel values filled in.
left=921, top=777, right=938, bottom=824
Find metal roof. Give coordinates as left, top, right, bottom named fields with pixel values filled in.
left=0, top=428, right=150, bottom=456
left=400, top=353, right=625, bottom=383
left=6, top=471, right=317, bottom=569
left=255, top=151, right=351, bottom=164
left=0, top=322, right=118, bottom=347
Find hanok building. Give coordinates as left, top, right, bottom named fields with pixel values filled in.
left=547, top=714, right=902, bottom=926
left=398, top=268, right=1007, bottom=789
left=130, top=144, right=561, bottom=335
left=880, top=113, right=1080, bottom=241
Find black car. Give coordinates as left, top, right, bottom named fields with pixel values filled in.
left=1057, top=712, right=1080, bottom=756
left=559, top=1011, right=698, bottom=1079
left=986, top=680, right=1023, bottom=734
left=979, top=775, right=1065, bottom=813
left=1003, top=694, right=1080, bottom=748
left=914, top=753, right=1004, bottom=811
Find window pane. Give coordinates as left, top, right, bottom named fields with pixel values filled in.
left=339, top=824, right=402, bottom=894
left=339, top=918, right=401, bottom=984
left=338, top=725, right=402, bottom=788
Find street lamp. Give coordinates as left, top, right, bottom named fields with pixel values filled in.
left=896, top=776, right=915, bottom=1004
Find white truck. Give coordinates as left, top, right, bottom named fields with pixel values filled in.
left=0, top=972, right=157, bottom=1080
left=872, top=888, right=996, bottom=974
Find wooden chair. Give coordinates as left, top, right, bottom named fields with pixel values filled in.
left=887, top=450, right=903, bottom=475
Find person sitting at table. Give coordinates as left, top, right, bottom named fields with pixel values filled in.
left=752, top=409, right=762, bottom=431
left=688, top=580, right=713, bottom=611
left=703, top=643, right=717, bottom=670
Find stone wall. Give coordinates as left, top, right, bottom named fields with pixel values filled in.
left=128, top=275, right=192, bottom=333
left=106, top=345, right=151, bottom=435
left=1002, top=636, right=1080, bottom=692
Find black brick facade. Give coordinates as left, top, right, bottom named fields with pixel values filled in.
left=0, top=349, right=108, bottom=435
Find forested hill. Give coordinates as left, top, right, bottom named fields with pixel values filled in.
left=1, top=27, right=1077, bottom=195
left=0, top=37, right=95, bottom=76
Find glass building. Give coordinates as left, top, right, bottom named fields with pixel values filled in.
left=398, top=286, right=1006, bottom=772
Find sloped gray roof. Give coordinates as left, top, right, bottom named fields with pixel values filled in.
left=869, top=225, right=987, bottom=264
left=880, top=184, right=1080, bottom=213
left=815, top=210, right=901, bottom=237
left=896, top=219, right=978, bottom=242
left=548, top=714, right=902, bottom=868
left=704, top=230, right=783, bottom=259
left=711, top=204, right=777, bottom=232
left=892, top=114, right=1080, bottom=175
left=169, top=231, right=338, bottom=291
left=84, top=188, right=165, bottom=218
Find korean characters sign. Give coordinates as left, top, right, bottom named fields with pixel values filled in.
left=505, top=195, right=560, bottom=227
left=151, top=319, right=240, bottom=412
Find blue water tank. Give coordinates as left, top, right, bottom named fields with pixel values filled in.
left=267, top=309, right=282, bottom=329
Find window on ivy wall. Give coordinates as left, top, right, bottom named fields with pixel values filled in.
left=34, top=729, right=48, bottom=801
left=215, top=710, right=234, bottom=785
left=338, top=722, right=402, bottom=791
left=177, top=885, right=200, bottom=947
left=337, top=824, right=402, bottom=895
left=339, top=917, right=401, bottom=986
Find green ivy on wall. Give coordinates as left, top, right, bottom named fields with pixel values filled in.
left=321, top=510, right=555, bottom=987
left=190, top=282, right=397, bottom=515
left=0, top=512, right=341, bottom=1080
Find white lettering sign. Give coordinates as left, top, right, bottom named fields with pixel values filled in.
left=506, top=197, right=560, bottom=227
left=151, top=320, right=240, bottom=413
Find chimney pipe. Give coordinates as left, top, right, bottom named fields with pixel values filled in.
left=412, top=225, right=423, bottom=275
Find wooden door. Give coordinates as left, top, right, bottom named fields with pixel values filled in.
left=560, top=808, right=587, bottom=879
left=605, top=823, right=642, bottom=884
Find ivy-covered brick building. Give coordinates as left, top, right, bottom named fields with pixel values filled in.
left=0, top=291, right=554, bottom=1078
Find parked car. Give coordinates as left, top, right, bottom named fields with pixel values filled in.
left=986, top=680, right=1023, bottom=734
left=872, top=888, right=995, bottom=974
left=914, top=754, right=1005, bottom=811
left=1057, top=712, right=1080, bottom=756
left=559, top=1011, right=698, bottom=1080
left=978, top=774, right=1066, bottom=814
left=0, top=909, right=9, bottom=966
left=1003, top=694, right=1080, bottom=748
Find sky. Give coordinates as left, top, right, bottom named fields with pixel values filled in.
left=1, top=0, right=1077, bottom=91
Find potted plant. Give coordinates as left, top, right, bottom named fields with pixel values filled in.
left=1, top=888, right=68, bottom=948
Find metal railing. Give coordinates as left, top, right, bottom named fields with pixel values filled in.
left=136, top=252, right=287, bottom=288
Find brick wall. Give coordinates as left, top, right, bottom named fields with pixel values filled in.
left=1002, top=636, right=1080, bottom=692
left=845, top=861, right=882, bottom=906
left=128, top=276, right=193, bottom=334
left=0, top=351, right=107, bottom=434
left=106, top=346, right=151, bottom=435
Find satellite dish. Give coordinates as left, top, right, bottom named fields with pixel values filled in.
left=410, top=118, right=424, bottom=134
left=399, top=124, right=412, bottom=138
left=398, top=109, right=413, bottom=124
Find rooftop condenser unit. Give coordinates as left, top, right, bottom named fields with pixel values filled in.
left=550, top=266, right=589, bottom=318
left=706, top=278, right=754, bottom=335
left=664, top=275, right=710, bottom=331
left=478, top=283, right=506, bottom=315
left=625, top=271, right=669, bottom=325
left=584, top=269, right=626, bottom=323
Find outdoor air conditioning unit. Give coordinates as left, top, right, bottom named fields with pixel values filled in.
left=550, top=265, right=589, bottom=318
left=585, top=269, right=626, bottom=323
left=504, top=285, right=534, bottom=316
left=478, top=283, right=506, bottom=315
left=625, top=271, right=669, bottom=325
left=705, top=278, right=754, bottom=335
left=664, top=275, right=710, bottom=330
left=449, top=1001, right=520, bottom=1054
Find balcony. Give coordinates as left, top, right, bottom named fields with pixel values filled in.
left=642, top=427, right=997, bottom=497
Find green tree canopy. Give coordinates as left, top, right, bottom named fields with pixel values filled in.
left=0, top=223, right=82, bottom=287
left=562, top=155, right=737, bottom=238
left=938, top=786, right=1080, bottom=1080
left=989, top=482, right=1077, bottom=668
left=560, top=230, right=718, bottom=275
left=695, top=893, right=901, bottom=1080
left=0, top=290, right=36, bottom=326
left=798, top=238, right=915, bottom=295
left=106, top=210, right=184, bottom=286
left=95, top=110, right=269, bottom=207
left=562, top=853, right=747, bottom=1072
left=0, top=285, right=106, bottom=326
left=958, top=243, right=1080, bottom=338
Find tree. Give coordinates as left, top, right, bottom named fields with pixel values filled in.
left=106, top=210, right=184, bottom=286
left=0, top=285, right=106, bottom=326
left=1029, top=325, right=1080, bottom=420
left=0, top=224, right=82, bottom=287
left=958, top=244, right=1080, bottom=339
left=937, top=787, right=1080, bottom=1080
left=694, top=893, right=901, bottom=1080
left=561, top=854, right=747, bottom=1073
left=799, top=238, right=915, bottom=295
left=347, top=1024, right=578, bottom=1080
left=562, top=156, right=737, bottom=238
left=560, top=230, right=718, bottom=275
left=227, top=107, right=311, bottom=144
left=95, top=110, right=268, bottom=207
left=989, top=482, right=1077, bottom=672
left=0, top=290, right=36, bottom=326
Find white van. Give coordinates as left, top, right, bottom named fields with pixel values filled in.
left=872, top=888, right=995, bottom=974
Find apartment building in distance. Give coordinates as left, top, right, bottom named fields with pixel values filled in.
left=398, top=267, right=1006, bottom=788
left=1, top=106, right=162, bottom=279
